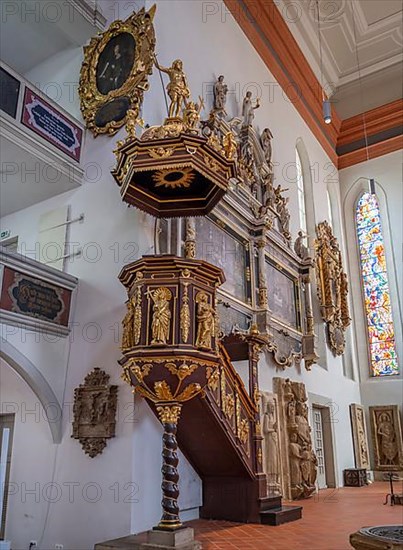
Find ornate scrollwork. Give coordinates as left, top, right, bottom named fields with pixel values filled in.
left=79, top=7, right=156, bottom=136
left=315, top=221, right=351, bottom=355
left=180, top=283, right=191, bottom=343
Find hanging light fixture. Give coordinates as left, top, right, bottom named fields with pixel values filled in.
left=316, top=0, right=331, bottom=124
left=351, top=1, right=374, bottom=190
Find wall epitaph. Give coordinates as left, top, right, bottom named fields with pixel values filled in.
left=72, top=368, right=118, bottom=458
left=314, top=221, right=351, bottom=355
left=369, top=405, right=403, bottom=471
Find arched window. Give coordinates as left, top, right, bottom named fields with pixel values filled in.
left=295, top=149, right=307, bottom=234
left=356, top=192, right=399, bottom=376
left=326, top=190, right=333, bottom=227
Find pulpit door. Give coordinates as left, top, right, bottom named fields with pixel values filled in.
left=313, top=406, right=327, bottom=489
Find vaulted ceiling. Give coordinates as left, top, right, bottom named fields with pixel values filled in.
left=278, top=0, right=403, bottom=118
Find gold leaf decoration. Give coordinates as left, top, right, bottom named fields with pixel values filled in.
left=176, top=383, right=202, bottom=402
left=154, top=380, right=173, bottom=401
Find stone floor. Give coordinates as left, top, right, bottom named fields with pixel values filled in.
left=186, top=482, right=403, bottom=550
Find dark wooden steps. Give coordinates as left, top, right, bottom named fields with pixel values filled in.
left=260, top=504, right=303, bottom=526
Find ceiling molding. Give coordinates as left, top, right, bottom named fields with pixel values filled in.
left=225, top=0, right=402, bottom=169
left=223, top=0, right=341, bottom=165
left=338, top=135, right=403, bottom=170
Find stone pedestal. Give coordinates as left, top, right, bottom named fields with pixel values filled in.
left=94, top=528, right=201, bottom=550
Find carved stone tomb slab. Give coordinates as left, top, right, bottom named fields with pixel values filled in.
left=273, top=378, right=317, bottom=500
left=369, top=405, right=403, bottom=471
left=261, top=391, right=283, bottom=496
left=350, top=404, right=370, bottom=470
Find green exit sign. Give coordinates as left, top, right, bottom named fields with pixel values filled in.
left=0, top=230, right=11, bottom=240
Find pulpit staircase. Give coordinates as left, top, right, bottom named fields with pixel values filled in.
left=149, top=344, right=302, bottom=525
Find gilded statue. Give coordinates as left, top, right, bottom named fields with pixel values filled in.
left=183, top=98, right=204, bottom=132
left=154, top=57, right=190, bottom=118
left=213, top=75, right=228, bottom=114
left=222, top=131, right=237, bottom=160
left=122, top=298, right=135, bottom=350
left=149, top=287, right=172, bottom=344
left=195, top=291, right=215, bottom=348
left=242, top=91, right=260, bottom=127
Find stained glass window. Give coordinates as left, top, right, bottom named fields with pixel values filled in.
left=296, top=149, right=307, bottom=234
left=356, top=192, right=399, bottom=376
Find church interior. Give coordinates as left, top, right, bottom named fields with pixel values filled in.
left=0, top=1, right=402, bottom=549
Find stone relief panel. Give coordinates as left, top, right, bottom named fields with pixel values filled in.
left=369, top=405, right=403, bottom=471
left=273, top=378, right=317, bottom=500
left=261, top=391, right=283, bottom=496
left=350, top=404, right=370, bottom=470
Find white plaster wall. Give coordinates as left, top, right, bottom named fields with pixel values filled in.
left=339, top=151, right=403, bottom=409
left=0, top=0, right=368, bottom=547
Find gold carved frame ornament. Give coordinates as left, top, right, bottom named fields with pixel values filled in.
left=79, top=6, right=156, bottom=136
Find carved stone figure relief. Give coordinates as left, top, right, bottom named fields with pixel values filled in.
left=72, top=368, right=118, bottom=458
left=273, top=378, right=317, bottom=500
left=195, top=291, right=215, bottom=349
left=261, top=392, right=282, bottom=496
left=350, top=404, right=370, bottom=469
left=370, top=405, right=403, bottom=471
left=149, top=287, right=172, bottom=344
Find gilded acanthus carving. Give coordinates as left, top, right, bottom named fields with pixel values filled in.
left=72, top=368, right=118, bottom=458
left=350, top=404, right=370, bottom=470
left=369, top=405, right=403, bottom=471
left=273, top=378, right=317, bottom=500
left=315, top=221, right=351, bottom=355
left=261, top=392, right=282, bottom=496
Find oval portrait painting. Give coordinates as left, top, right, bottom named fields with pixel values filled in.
left=96, top=32, right=136, bottom=95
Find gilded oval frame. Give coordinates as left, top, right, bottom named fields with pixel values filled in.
left=79, top=6, right=156, bottom=137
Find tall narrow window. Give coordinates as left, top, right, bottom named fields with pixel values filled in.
left=327, top=190, right=333, bottom=227
left=356, top=192, right=399, bottom=376
left=295, top=149, right=307, bottom=234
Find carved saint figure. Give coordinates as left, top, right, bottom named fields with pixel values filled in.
left=195, top=291, right=215, bottom=348
left=150, top=287, right=172, bottom=344
left=154, top=57, right=190, bottom=118
left=122, top=298, right=135, bottom=349
left=378, top=412, right=398, bottom=465
left=213, top=75, right=228, bottom=113
left=289, top=432, right=302, bottom=487
left=263, top=396, right=281, bottom=495
left=260, top=127, right=273, bottom=166
left=295, top=401, right=311, bottom=447
left=242, top=91, right=260, bottom=127
left=183, top=98, right=203, bottom=132
left=294, top=230, right=310, bottom=260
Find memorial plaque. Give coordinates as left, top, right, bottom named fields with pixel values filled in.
left=21, top=88, right=82, bottom=161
